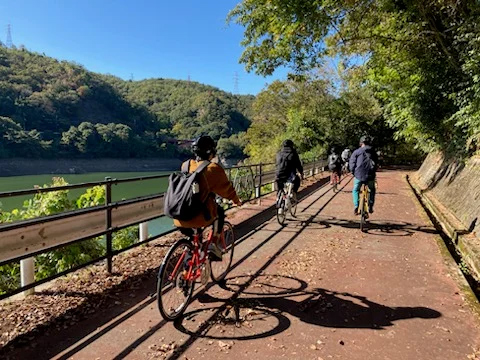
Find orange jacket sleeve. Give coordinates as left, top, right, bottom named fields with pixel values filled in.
left=208, top=164, right=241, bottom=205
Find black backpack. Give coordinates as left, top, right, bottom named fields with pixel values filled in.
left=362, top=151, right=376, bottom=174
left=164, top=160, right=210, bottom=221
left=329, top=154, right=340, bottom=165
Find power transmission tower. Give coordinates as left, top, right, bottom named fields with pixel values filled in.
left=233, top=72, right=239, bottom=94
left=6, top=24, right=13, bottom=48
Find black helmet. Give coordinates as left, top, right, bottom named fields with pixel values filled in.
left=360, top=135, right=372, bottom=145
left=283, top=139, right=294, bottom=148
left=192, top=135, right=216, bottom=159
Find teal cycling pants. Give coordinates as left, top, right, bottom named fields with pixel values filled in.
left=352, top=178, right=376, bottom=209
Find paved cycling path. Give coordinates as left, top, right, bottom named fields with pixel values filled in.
left=9, top=170, right=480, bottom=359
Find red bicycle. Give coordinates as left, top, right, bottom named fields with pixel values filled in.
left=331, top=172, right=340, bottom=192
left=157, top=221, right=235, bottom=321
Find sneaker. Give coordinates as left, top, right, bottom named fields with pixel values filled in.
left=354, top=207, right=359, bottom=215
left=368, top=206, right=374, bottom=214
left=208, top=242, right=223, bottom=262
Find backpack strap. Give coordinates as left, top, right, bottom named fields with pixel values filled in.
left=181, top=160, right=191, bottom=173
left=193, top=160, right=210, bottom=174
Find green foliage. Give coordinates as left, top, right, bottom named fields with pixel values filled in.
left=76, top=185, right=105, bottom=208
left=0, top=263, right=20, bottom=296
left=0, top=177, right=139, bottom=294
left=116, top=78, right=254, bottom=141
left=217, top=132, right=248, bottom=159
left=245, top=75, right=395, bottom=163
left=229, top=0, right=480, bottom=156
left=0, top=47, right=253, bottom=159
left=113, top=226, right=139, bottom=251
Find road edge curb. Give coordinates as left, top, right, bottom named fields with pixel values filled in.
left=405, top=174, right=480, bottom=319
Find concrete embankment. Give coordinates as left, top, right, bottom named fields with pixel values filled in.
left=411, top=152, right=480, bottom=279
left=0, top=158, right=183, bottom=176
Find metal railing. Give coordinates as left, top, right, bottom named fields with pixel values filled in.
left=0, top=159, right=326, bottom=300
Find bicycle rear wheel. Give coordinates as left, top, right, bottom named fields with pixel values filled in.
left=277, top=197, right=286, bottom=225
left=359, top=188, right=366, bottom=232
left=289, top=192, right=297, bottom=217
left=157, top=239, right=195, bottom=321
left=210, top=222, right=235, bottom=282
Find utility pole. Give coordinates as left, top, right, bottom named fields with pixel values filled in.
left=233, top=71, right=239, bottom=94
left=6, top=24, right=13, bottom=48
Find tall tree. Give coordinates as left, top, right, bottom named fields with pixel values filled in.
left=229, top=0, right=480, bottom=155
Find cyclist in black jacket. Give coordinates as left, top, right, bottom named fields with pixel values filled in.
left=275, top=139, right=303, bottom=194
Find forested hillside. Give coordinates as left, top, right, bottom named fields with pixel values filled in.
left=105, top=77, right=254, bottom=140
left=0, top=47, right=253, bottom=159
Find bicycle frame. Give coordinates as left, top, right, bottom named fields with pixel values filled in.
left=363, top=186, right=369, bottom=209
left=331, top=172, right=340, bottom=183
left=168, top=228, right=223, bottom=283
left=359, top=183, right=370, bottom=232
left=279, top=182, right=293, bottom=203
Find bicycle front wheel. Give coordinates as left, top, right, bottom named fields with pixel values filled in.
left=157, top=239, right=195, bottom=321
left=210, top=222, right=235, bottom=282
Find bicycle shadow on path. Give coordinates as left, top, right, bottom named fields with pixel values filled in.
left=309, top=217, right=438, bottom=237
left=175, top=286, right=441, bottom=341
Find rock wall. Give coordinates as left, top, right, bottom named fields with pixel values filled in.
left=414, top=152, right=480, bottom=238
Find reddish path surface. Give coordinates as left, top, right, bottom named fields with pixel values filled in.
left=9, top=170, right=480, bottom=359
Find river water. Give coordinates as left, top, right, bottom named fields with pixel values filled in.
left=0, top=172, right=174, bottom=236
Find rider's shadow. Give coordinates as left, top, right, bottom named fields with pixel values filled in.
left=196, top=287, right=441, bottom=331
left=266, top=288, right=441, bottom=329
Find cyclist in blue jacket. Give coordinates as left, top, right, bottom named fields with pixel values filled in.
left=349, top=136, right=378, bottom=215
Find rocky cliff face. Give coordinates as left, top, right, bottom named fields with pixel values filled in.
left=414, top=153, right=480, bottom=238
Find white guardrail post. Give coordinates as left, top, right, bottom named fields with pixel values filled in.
left=20, top=257, right=35, bottom=296
left=139, top=222, right=149, bottom=242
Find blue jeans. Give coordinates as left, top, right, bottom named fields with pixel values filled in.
left=352, top=178, right=376, bottom=209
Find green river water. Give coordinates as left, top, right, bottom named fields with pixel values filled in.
left=0, top=172, right=174, bottom=236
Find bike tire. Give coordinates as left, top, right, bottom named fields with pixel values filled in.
left=277, top=199, right=286, bottom=226
left=157, top=239, right=195, bottom=321
left=210, top=222, right=235, bottom=283
left=359, top=189, right=366, bottom=232
left=232, top=168, right=255, bottom=202
left=290, top=193, right=297, bottom=217
left=243, top=168, right=255, bottom=201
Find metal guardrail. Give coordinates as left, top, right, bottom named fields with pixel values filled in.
left=0, top=159, right=327, bottom=299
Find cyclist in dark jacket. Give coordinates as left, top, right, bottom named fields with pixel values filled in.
left=276, top=139, right=303, bottom=193
left=349, top=136, right=378, bottom=215
left=328, top=148, right=342, bottom=184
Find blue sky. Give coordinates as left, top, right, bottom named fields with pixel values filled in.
left=0, top=0, right=288, bottom=95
